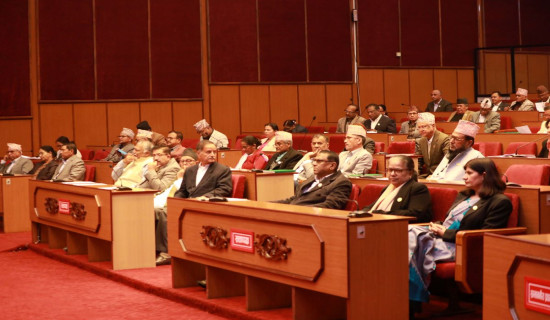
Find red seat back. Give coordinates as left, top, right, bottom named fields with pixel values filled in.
left=500, top=116, right=512, bottom=129
left=181, top=138, right=200, bottom=149
left=357, top=184, right=386, bottom=209
left=329, top=134, right=346, bottom=152
left=345, top=184, right=361, bottom=211
left=504, top=193, right=519, bottom=228
left=306, top=126, right=324, bottom=133
left=80, top=149, right=95, bottom=160
left=473, top=142, right=503, bottom=156
left=293, top=135, right=313, bottom=152
left=92, top=150, right=110, bottom=160
left=374, top=142, right=385, bottom=153
left=504, top=164, right=550, bottom=185
left=504, top=142, right=537, bottom=156
left=231, top=174, right=246, bottom=198
left=84, top=165, right=95, bottom=182
left=387, top=141, right=415, bottom=154
left=427, top=187, right=458, bottom=222
left=368, top=158, right=378, bottom=174
left=327, top=126, right=337, bottom=133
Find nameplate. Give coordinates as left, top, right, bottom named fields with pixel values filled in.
left=59, top=199, right=71, bottom=215
left=230, top=229, right=254, bottom=253
left=525, top=276, right=550, bottom=315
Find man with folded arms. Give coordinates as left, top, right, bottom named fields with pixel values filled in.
left=274, top=150, right=351, bottom=209
left=193, top=119, right=229, bottom=149
left=426, top=90, right=453, bottom=112
left=264, top=131, right=303, bottom=170
left=509, top=88, right=535, bottom=111
left=338, top=125, right=373, bottom=177
left=0, top=143, right=33, bottom=174
left=103, top=128, right=135, bottom=163
left=471, top=98, right=501, bottom=133
left=415, top=113, right=449, bottom=178
left=112, top=141, right=154, bottom=187
left=52, top=143, right=86, bottom=181
left=430, top=120, right=484, bottom=181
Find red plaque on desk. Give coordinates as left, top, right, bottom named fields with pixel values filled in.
left=58, top=199, right=70, bottom=215
left=525, top=276, right=550, bottom=315
left=230, top=229, right=254, bottom=253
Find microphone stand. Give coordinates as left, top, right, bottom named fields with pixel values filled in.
left=511, top=135, right=548, bottom=157
left=297, top=116, right=317, bottom=152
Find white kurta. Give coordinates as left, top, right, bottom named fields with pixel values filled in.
left=430, top=147, right=484, bottom=181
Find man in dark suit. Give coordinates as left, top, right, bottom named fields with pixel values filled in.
left=363, top=103, right=396, bottom=133
left=491, top=91, right=510, bottom=111
left=274, top=150, right=351, bottom=209
left=415, top=113, right=449, bottom=178
left=264, top=131, right=303, bottom=170
left=425, top=90, right=453, bottom=112
left=174, top=140, right=232, bottom=199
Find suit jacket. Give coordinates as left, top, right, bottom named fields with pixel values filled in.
left=538, top=139, right=549, bottom=158
left=152, top=132, right=167, bottom=146
left=492, top=102, right=510, bottom=111
left=440, top=193, right=512, bottom=243
left=174, top=162, right=232, bottom=198
left=139, top=158, right=180, bottom=191
left=470, top=111, right=501, bottom=133
left=399, top=121, right=421, bottom=139
left=103, top=143, right=134, bottom=163
left=447, top=110, right=473, bottom=122
left=275, top=171, right=352, bottom=209
left=364, top=137, right=375, bottom=154
left=336, top=115, right=367, bottom=133
left=31, top=160, right=59, bottom=180
left=426, top=99, right=453, bottom=112
left=363, top=115, right=396, bottom=133
left=416, top=130, right=449, bottom=177
left=291, top=124, right=308, bottom=133
left=338, top=148, right=373, bottom=177
left=0, top=157, right=33, bottom=174
left=364, top=179, right=432, bottom=222
left=53, top=155, right=86, bottom=181
left=510, top=99, right=535, bottom=111
left=264, top=148, right=303, bottom=170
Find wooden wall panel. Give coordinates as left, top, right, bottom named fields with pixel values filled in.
left=400, top=0, right=440, bottom=66
left=173, top=101, right=204, bottom=141
left=434, top=70, right=458, bottom=104
left=140, top=102, right=173, bottom=136
left=357, top=0, right=399, bottom=66
left=483, top=0, right=519, bottom=47
left=73, top=103, right=108, bottom=148
left=298, top=85, right=326, bottom=126
left=269, top=85, right=299, bottom=129
left=383, top=70, right=409, bottom=110
left=457, top=70, right=475, bottom=103
left=240, top=86, right=270, bottom=133
left=440, top=0, right=477, bottom=66
left=326, top=85, right=353, bottom=122
left=210, top=86, right=241, bottom=144
left=514, top=54, right=529, bottom=92
left=409, top=70, right=434, bottom=110
left=106, top=103, right=140, bottom=145
left=527, top=55, right=549, bottom=93
left=483, top=53, right=509, bottom=94
left=39, top=104, right=74, bottom=147
left=0, top=120, right=33, bottom=155
left=519, top=0, right=550, bottom=46
left=358, top=69, right=384, bottom=108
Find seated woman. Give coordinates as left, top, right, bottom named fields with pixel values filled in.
left=537, top=106, right=550, bottom=134
left=408, top=158, right=512, bottom=314
left=30, top=145, right=59, bottom=180
left=363, top=155, right=432, bottom=223
left=234, top=136, right=268, bottom=170
left=259, top=123, right=278, bottom=152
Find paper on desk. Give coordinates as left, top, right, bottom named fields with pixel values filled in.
left=62, top=181, right=108, bottom=186
left=515, top=125, right=532, bottom=134
left=536, top=102, right=546, bottom=112
left=98, top=186, right=118, bottom=190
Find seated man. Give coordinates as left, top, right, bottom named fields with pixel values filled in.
left=0, top=143, right=33, bottom=174
left=112, top=141, right=154, bottom=187
left=103, top=128, right=135, bottom=163
left=538, top=85, right=550, bottom=107
left=447, top=98, right=473, bottom=122
left=55, top=136, right=82, bottom=159
left=293, top=134, right=330, bottom=182
left=264, top=131, right=303, bottom=170
left=336, top=104, right=366, bottom=133
left=283, top=119, right=308, bottom=133
left=166, top=130, right=185, bottom=162
left=471, top=98, right=501, bottom=133
left=426, top=89, right=453, bottom=112
left=430, top=120, right=484, bottom=181
left=509, top=88, right=535, bottom=111
left=363, top=103, right=396, bottom=133
left=274, top=150, right=351, bottom=209
left=415, top=113, right=449, bottom=178
left=234, top=136, right=268, bottom=170
left=135, top=129, right=153, bottom=143
left=136, top=121, right=167, bottom=146
left=491, top=91, right=510, bottom=111
left=399, top=106, right=421, bottom=139
left=52, top=142, right=86, bottom=181
left=154, top=149, right=199, bottom=266
left=362, top=156, right=432, bottom=222
left=339, top=125, right=373, bottom=177
left=139, top=146, right=180, bottom=191
left=174, top=140, right=232, bottom=199
left=193, top=119, right=229, bottom=149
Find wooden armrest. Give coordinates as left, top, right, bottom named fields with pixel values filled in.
left=455, top=227, right=527, bottom=245
left=411, top=223, right=429, bottom=226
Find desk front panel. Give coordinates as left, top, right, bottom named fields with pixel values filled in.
left=2, top=175, right=32, bottom=232
left=84, top=160, right=114, bottom=184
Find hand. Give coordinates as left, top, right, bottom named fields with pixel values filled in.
left=123, top=153, right=136, bottom=164
left=194, top=196, right=209, bottom=201
left=147, top=161, right=158, bottom=172
left=3, top=153, right=9, bottom=161
left=176, top=168, right=185, bottom=179
left=428, top=222, right=446, bottom=237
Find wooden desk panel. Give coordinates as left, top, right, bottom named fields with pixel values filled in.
left=484, top=234, right=550, bottom=319
left=1, top=175, right=32, bottom=232
left=232, top=170, right=294, bottom=201
left=167, top=199, right=409, bottom=319
left=83, top=160, right=114, bottom=184
left=393, top=111, right=540, bottom=127
left=217, top=150, right=243, bottom=168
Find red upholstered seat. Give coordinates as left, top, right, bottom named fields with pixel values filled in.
left=368, top=158, right=378, bottom=174
left=84, top=165, right=95, bottom=182
left=500, top=116, right=512, bottom=129
left=181, top=138, right=200, bottom=149
left=504, top=142, right=537, bottom=156
left=357, top=184, right=385, bottom=209
left=80, top=149, right=95, bottom=160
left=92, top=150, right=110, bottom=160
left=374, top=142, right=385, bottom=154
left=306, top=126, right=324, bottom=133
left=386, top=141, right=415, bottom=154
left=504, top=164, right=550, bottom=185
left=327, top=126, right=337, bottom=133
left=329, top=134, right=346, bottom=152
left=292, top=135, right=313, bottom=152
left=231, top=174, right=246, bottom=198
left=427, top=187, right=458, bottom=222
left=345, top=184, right=361, bottom=211
left=472, top=142, right=502, bottom=156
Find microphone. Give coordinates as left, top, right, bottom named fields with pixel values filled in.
left=297, top=116, right=317, bottom=152
left=512, top=135, right=548, bottom=157
left=347, top=199, right=373, bottom=218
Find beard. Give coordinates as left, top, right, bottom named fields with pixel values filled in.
left=447, top=146, right=466, bottom=162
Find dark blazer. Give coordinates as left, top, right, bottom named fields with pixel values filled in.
left=275, top=171, right=352, bottom=209
left=538, top=139, right=549, bottom=158
left=493, top=102, right=510, bottom=111
left=291, top=124, right=308, bottom=133
left=174, top=162, right=232, bottom=198
left=426, top=99, right=453, bottom=112
left=31, top=161, right=59, bottom=180
left=264, top=148, right=303, bottom=170
left=363, top=115, right=396, bottom=133
left=440, top=193, right=512, bottom=243
left=363, top=179, right=432, bottom=223
left=416, top=129, right=450, bottom=177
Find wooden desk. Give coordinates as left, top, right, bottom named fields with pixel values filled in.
left=83, top=160, right=114, bottom=184
left=350, top=178, right=550, bottom=234
left=29, top=180, right=156, bottom=270
left=0, top=175, right=32, bottom=232
left=484, top=233, right=550, bottom=319
left=231, top=170, right=295, bottom=201
left=217, top=150, right=243, bottom=168
left=167, top=199, right=409, bottom=319
left=393, top=111, right=541, bottom=127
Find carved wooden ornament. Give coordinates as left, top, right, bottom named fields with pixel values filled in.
left=44, top=198, right=59, bottom=214
left=254, top=234, right=291, bottom=261
left=200, top=226, right=229, bottom=249
left=70, top=202, right=87, bottom=221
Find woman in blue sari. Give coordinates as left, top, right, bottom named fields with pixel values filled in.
left=408, top=158, right=512, bottom=316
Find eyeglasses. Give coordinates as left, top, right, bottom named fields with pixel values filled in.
left=344, top=110, right=357, bottom=114
left=386, top=168, right=407, bottom=174
left=153, top=153, right=168, bottom=157
left=180, top=159, right=196, bottom=163
left=118, top=135, right=129, bottom=138
left=312, top=159, right=334, bottom=164
left=450, top=136, right=465, bottom=141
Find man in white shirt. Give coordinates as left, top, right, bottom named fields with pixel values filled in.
left=363, top=103, right=396, bottom=133
left=193, top=119, right=229, bottom=149
left=293, top=134, right=330, bottom=183
left=111, top=140, right=154, bottom=187
left=338, top=125, right=373, bottom=177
